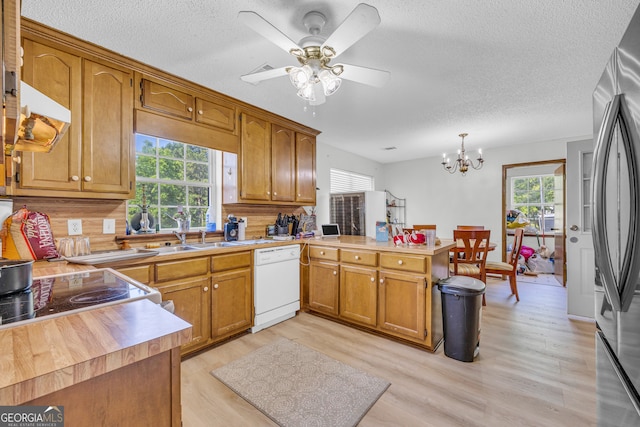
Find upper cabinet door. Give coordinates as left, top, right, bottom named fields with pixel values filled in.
left=271, top=124, right=295, bottom=202
left=239, top=112, right=271, bottom=201
left=81, top=60, right=133, bottom=195
left=140, top=79, right=194, bottom=120
left=195, top=97, right=236, bottom=132
left=19, top=38, right=83, bottom=192
left=295, top=133, right=316, bottom=204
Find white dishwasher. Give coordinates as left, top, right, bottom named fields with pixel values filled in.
left=252, top=244, right=301, bottom=333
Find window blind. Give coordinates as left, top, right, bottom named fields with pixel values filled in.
left=330, top=168, right=374, bottom=193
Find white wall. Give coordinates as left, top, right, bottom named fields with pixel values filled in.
left=315, top=142, right=385, bottom=226
left=315, top=137, right=569, bottom=260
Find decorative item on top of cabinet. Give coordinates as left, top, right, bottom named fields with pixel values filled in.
left=14, top=36, right=133, bottom=199
left=222, top=111, right=318, bottom=206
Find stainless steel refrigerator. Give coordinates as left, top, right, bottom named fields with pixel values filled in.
left=329, top=191, right=386, bottom=238
left=593, top=4, right=640, bottom=425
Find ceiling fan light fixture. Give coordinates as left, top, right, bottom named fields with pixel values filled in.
left=289, top=65, right=312, bottom=89
left=319, top=70, right=341, bottom=96
left=297, top=83, right=316, bottom=102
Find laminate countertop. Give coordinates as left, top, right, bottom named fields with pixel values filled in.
left=0, top=261, right=192, bottom=405
left=303, top=235, right=457, bottom=255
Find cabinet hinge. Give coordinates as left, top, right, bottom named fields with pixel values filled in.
left=130, top=181, right=133, bottom=190
left=15, top=172, right=19, bottom=183
left=130, top=78, right=133, bottom=87
left=424, top=330, right=428, bottom=338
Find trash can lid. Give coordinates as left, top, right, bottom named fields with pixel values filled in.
left=438, top=275, right=486, bottom=295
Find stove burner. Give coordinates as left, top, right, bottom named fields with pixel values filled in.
left=69, top=287, right=130, bottom=304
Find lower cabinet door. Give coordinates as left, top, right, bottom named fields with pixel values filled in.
left=340, top=265, right=377, bottom=327
left=378, top=271, right=426, bottom=341
left=308, top=261, right=339, bottom=316
left=158, top=277, right=211, bottom=353
left=211, top=267, right=252, bottom=339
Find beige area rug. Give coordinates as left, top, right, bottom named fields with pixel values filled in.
left=211, top=338, right=390, bottom=427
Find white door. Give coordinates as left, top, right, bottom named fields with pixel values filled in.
left=566, top=139, right=595, bottom=318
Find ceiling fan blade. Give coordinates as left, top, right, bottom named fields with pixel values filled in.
left=240, top=66, right=289, bottom=84
left=321, top=3, right=381, bottom=58
left=238, top=11, right=302, bottom=55
left=337, top=63, right=390, bottom=88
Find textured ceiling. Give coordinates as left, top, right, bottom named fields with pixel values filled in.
left=21, top=0, right=640, bottom=163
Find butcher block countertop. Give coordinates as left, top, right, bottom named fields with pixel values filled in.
left=303, top=235, right=457, bottom=255
left=0, top=261, right=192, bottom=405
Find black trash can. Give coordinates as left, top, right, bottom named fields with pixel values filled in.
left=438, top=275, right=486, bottom=362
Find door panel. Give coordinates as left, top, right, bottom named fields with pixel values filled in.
left=553, top=164, right=566, bottom=285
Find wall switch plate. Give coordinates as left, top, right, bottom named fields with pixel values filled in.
left=103, top=218, right=116, bottom=234
left=68, top=219, right=82, bottom=236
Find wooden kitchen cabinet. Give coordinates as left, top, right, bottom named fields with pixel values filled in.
left=308, top=260, right=340, bottom=317
left=16, top=36, right=134, bottom=199
left=157, top=277, right=211, bottom=353
left=223, top=112, right=317, bottom=205
left=295, top=132, right=316, bottom=204
left=139, top=77, right=237, bottom=133
left=378, top=270, right=426, bottom=341
left=211, top=267, right=252, bottom=339
left=340, top=265, right=378, bottom=327
left=211, top=251, right=253, bottom=340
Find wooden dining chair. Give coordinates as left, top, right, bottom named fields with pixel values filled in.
left=413, top=224, right=436, bottom=230
left=450, top=229, right=491, bottom=305
left=485, top=228, right=524, bottom=301
left=456, top=225, right=485, bottom=230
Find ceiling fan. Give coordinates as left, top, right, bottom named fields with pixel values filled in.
left=239, top=3, right=390, bottom=105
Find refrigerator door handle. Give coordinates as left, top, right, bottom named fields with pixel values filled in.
left=592, top=94, right=640, bottom=312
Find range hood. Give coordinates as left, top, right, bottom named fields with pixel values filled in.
left=13, top=82, right=71, bottom=153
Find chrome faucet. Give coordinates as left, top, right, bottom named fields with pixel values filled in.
left=200, top=229, right=207, bottom=244
left=174, top=230, right=187, bottom=245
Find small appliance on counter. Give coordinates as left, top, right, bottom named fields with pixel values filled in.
left=224, top=214, right=239, bottom=241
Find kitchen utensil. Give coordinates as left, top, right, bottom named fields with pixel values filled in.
left=0, top=259, right=35, bottom=296
left=130, top=211, right=156, bottom=232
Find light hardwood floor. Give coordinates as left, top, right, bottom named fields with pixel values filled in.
left=181, top=275, right=596, bottom=426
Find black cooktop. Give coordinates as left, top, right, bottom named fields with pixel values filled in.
left=0, top=269, right=153, bottom=328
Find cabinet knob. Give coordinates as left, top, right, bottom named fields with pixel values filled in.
left=380, top=278, right=384, bottom=284
left=187, top=107, right=193, bottom=112
left=370, top=277, right=375, bottom=282
left=71, top=175, right=79, bottom=181
left=298, top=194, right=301, bottom=197
left=84, top=176, right=92, bottom=182
left=203, top=286, right=209, bottom=292
left=320, top=251, right=325, bottom=255
left=355, top=255, right=360, bottom=260
left=273, top=192, right=277, bottom=196
left=398, top=260, right=403, bottom=265
left=197, top=109, right=203, bottom=115
left=333, top=271, right=337, bottom=275
left=267, top=191, right=271, bottom=195
left=214, top=283, right=219, bottom=289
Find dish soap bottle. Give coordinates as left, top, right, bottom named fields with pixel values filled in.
left=205, top=206, right=216, bottom=231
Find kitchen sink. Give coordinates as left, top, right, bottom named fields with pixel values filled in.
left=153, top=244, right=202, bottom=254
left=188, top=242, right=237, bottom=248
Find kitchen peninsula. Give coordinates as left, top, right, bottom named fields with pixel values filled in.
left=304, top=236, right=456, bottom=351
left=0, top=262, right=192, bottom=426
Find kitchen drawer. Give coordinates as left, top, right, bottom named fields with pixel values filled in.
left=212, top=251, right=251, bottom=272
left=309, top=246, right=339, bottom=261
left=115, top=264, right=153, bottom=284
left=340, top=249, right=377, bottom=267
left=380, top=253, right=426, bottom=274
left=155, top=257, right=209, bottom=282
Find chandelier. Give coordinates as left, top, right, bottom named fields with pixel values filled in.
left=441, top=133, right=484, bottom=175
left=287, top=46, right=343, bottom=105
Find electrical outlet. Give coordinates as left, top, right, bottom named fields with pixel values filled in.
left=68, top=219, right=82, bottom=236
left=103, top=218, right=116, bottom=234
left=240, top=217, right=248, bottom=226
